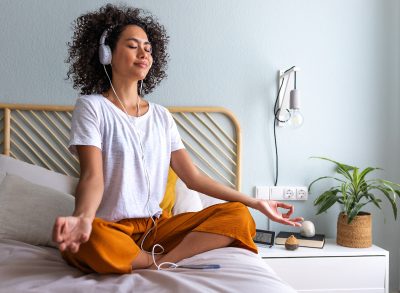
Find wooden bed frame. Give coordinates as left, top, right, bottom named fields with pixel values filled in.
left=0, top=103, right=242, bottom=191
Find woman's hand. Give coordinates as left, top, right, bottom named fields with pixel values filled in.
left=52, top=216, right=93, bottom=253
left=253, top=199, right=303, bottom=227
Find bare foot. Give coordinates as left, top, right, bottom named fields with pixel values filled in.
left=131, top=254, right=164, bottom=272
left=147, top=254, right=164, bottom=270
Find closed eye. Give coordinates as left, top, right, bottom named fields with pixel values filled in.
left=128, top=45, right=152, bottom=53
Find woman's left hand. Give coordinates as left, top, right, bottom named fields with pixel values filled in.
left=254, top=199, right=303, bottom=227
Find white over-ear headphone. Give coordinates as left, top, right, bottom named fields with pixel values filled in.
left=99, top=29, right=112, bottom=65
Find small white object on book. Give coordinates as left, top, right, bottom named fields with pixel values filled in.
left=300, top=220, right=315, bottom=237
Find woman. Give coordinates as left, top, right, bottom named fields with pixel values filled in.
left=53, top=3, right=303, bottom=274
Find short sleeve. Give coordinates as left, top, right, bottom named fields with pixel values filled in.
left=168, top=111, right=185, bottom=152
left=68, top=97, right=102, bottom=156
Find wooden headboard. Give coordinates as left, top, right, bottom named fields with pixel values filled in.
left=0, top=103, right=242, bottom=191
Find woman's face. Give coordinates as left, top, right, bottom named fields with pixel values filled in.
left=111, top=25, right=153, bottom=81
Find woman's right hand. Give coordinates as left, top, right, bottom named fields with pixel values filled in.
left=52, top=216, right=92, bottom=253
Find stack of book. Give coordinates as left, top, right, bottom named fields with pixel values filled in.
left=275, top=231, right=325, bottom=248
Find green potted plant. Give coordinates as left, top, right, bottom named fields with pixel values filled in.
left=308, top=157, right=400, bottom=248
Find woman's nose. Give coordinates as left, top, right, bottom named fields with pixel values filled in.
left=137, top=46, right=146, bottom=58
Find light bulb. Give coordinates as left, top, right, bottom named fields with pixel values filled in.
left=289, top=109, right=304, bottom=129
left=288, top=89, right=303, bottom=128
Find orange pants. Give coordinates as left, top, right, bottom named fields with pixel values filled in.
left=61, top=202, right=257, bottom=274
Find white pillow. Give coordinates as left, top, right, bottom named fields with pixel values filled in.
left=0, top=155, right=78, bottom=194
left=198, top=192, right=226, bottom=208
left=172, top=178, right=226, bottom=215
left=0, top=173, right=75, bottom=248
left=172, top=178, right=203, bottom=215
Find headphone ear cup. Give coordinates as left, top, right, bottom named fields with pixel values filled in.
left=99, top=44, right=112, bottom=65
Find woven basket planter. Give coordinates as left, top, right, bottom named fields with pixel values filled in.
left=336, top=211, right=372, bottom=248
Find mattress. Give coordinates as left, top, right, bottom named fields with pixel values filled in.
left=0, top=239, right=295, bottom=293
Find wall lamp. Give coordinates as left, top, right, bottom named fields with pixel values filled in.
left=274, top=66, right=304, bottom=128
left=272, top=66, right=303, bottom=185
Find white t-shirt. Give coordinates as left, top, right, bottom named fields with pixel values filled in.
left=69, top=94, right=185, bottom=222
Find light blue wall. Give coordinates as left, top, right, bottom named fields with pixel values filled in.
left=1, top=0, right=399, bottom=290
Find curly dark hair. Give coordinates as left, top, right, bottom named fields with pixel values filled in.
left=66, top=3, right=169, bottom=96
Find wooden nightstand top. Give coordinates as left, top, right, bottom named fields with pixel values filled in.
left=257, top=238, right=389, bottom=258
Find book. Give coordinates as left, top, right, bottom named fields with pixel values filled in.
left=275, top=231, right=325, bottom=249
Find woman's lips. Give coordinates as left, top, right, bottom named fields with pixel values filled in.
left=134, top=63, right=148, bottom=68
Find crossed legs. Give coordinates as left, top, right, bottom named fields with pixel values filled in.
left=145, top=231, right=234, bottom=270
left=62, top=202, right=256, bottom=274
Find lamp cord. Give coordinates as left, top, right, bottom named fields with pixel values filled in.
left=272, top=66, right=296, bottom=186
left=273, top=77, right=285, bottom=186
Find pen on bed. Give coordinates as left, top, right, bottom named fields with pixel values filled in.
left=177, top=264, right=221, bottom=270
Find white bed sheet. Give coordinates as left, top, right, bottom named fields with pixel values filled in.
left=0, top=239, right=296, bottom=293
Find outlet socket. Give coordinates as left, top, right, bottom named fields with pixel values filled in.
left=283, top=187, right=296, bottom=200
left=296, top=187, right=308, bottom=200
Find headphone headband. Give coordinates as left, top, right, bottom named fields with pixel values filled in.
left=99, top=26, right=116, bottom=65
left=99, top=30, right=108, bottom=45
left=99, top=25, right=117, bottom=45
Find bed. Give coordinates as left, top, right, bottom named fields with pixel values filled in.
left=0, top=102, right=296, bottom=293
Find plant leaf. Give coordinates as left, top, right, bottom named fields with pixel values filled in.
left=359, top=167, right=381, bottom=183
left=370, top=186, right=397, bottom=220
left=359, top=180, right=369, bottom=194
left=347, top=202, right=366, bottom=223
left=342, top=182, right=354, bottom=214
left=352, top=167, right=359, bottom=189
left=315, top=191, right=339, bottom=214
left=308, top=176, right=345, bottom=192
left=375, top=179, right=400, bottom=189
left=313, top=189, right=339, bottom=206
left=310, top=157, right=354, bottom=181
left=336, top=167, right=353, bottom=182
left=365, top=193, right=382, bottom=209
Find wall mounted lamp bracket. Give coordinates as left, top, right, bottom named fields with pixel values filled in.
left=275, top=66, right=301, bottom=127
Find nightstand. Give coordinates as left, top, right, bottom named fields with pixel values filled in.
left=257, top=239, right=389, bottom=293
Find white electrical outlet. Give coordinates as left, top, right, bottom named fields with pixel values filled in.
left=296, top=187, right=308, bottom=200
left=283, top=187, right=296, bottom=200
left=254, top=185, right=308, bottom=201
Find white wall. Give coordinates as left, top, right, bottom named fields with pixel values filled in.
left=394, top=2, right=400, bottom=291
left=1, top=0, right=399, bottom=290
